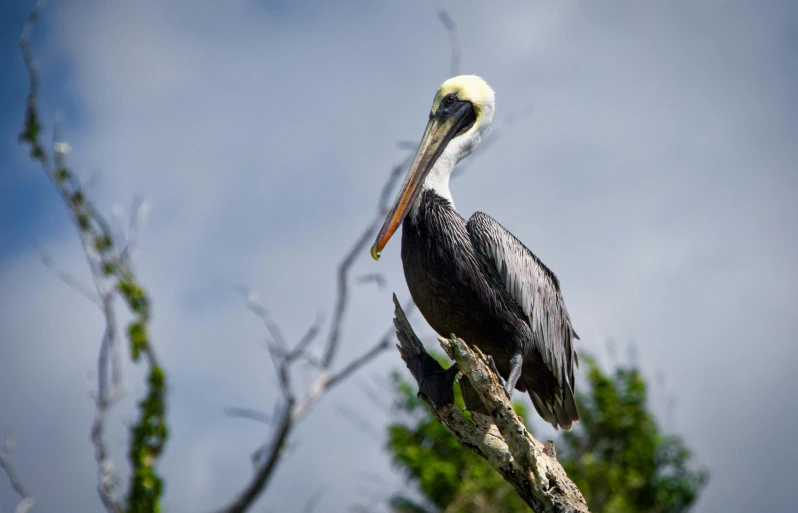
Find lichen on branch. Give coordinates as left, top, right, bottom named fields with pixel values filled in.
left=392, top=294, right=590, bottom=513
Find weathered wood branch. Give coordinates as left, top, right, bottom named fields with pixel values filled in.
left=392, top=294, right=589, bottom=513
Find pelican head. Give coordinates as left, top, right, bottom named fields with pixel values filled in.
left=371, top=75, right=496, bottom=260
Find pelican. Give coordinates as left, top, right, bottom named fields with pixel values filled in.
left=371, top=75, right=579, bottom=429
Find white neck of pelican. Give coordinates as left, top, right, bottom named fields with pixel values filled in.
left=421, top=100, right=495, bottom=210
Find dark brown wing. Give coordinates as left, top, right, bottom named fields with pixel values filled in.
left=468, top=211, right=579, bottom=427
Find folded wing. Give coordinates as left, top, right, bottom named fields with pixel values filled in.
left=467, top=211, right=579, bottom=427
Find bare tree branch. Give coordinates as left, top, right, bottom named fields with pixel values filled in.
left=217, top=8, right=523, bottom=511
left=377, top=155, right=415, bottom=214
left=335, top=404, right=382, bottom=440
left=16, top=2, right=545, bottom=512
left=220, top=399, right=295, bottom=513
left=0, top=433, right=35, bottom=513
left=238, top=289, right=289, bottom=356
left=392, top=295, right=589, bottom=513
left=90, top=293, right=123, bottom=513
left=353, top=379, right=394, bottom=418
left=118, top=195, right=149, bottom=265
left=353, top=273, right=386, bottom=290
left=302, top=487, right=325, bottom=513
left=224, top=408, right=272, bottom=425
left=216, top=152, right=418, bottom=512
left=450, top=104, right=535, bottom=179
left=437, top=7, right=461, bottom=77
left=327, top=303, right=414, bottom=390
left=19, top=4, right=167, bottom=511
left=37, top=248, right=101, bottom=306
left=286, top=312, right=324, bottom=363
left=319, top=156, right=412, bottom=369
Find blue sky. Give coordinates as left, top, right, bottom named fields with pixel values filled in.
left=0, top=1, right=50, bottom=258
left=1, top=1, right=86, bottom=261
left=1, top=1, right=798, bottom=512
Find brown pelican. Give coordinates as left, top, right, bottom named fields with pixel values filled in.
left=371, top=75, right=579, bottom=429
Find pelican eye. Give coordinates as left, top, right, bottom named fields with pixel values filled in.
left=442, top=93, right=456, bottom=108
left=454, top=103, right=477, bottom=138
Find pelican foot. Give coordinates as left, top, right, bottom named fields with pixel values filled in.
left=484, top=354, right=514, bottom=399
left=406, top=352, right=460, bottom=408
left=504, top=382, right=515, bottom=398
left=393, top=294, right=459, bottom=407
left=486, top=355, right=506, bottom=387
left=504, top=353, right=523, bottom=399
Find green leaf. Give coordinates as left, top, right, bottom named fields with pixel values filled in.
left=386, top=352, right=708, bottom=513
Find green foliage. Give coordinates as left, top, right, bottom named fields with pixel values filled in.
left=386, top=357, right=532, bottom=513
left=559, top=356, right=708, bottom=513
left=387, top=354, right=708, bottom=513
left=127, top=364, right=168, bottom=513
left=19, top=43, right=169, bottom=512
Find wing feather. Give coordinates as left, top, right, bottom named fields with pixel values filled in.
left=467, top=211, right=578, bottom=392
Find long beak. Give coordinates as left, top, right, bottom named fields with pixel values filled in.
left=371, top=103, right=472, bottom=260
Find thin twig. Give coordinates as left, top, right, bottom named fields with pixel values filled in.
left=20, top=3, right=166, bottom=510
left=224, top=408, right=272, bottom=425
left=302, top=487, right=325, bottom=513
left=354, top=379, right=394, bottom=417
left=335, top=404, right=382, bottom=440
left=450, top=105, right=534, bottom=179
left=353, top=273, right=386, bottom=290
left=219, top=400, right=295, bottom=513
left=118, top=195, right=148, bottom=265
left=327, top=301, right=414, bottom=390
left=318, top=150, right=413, bottom=370
left=218, top=10, right=469, bottom=512
left=437, top=7, right=461, bottom=77
left=90, top=294, right=123, bottom=513
left=320, top=220, right=382, bottom=368
left=286, top=312, right=324, bottom=363
left=217, top=159, right=417, bottom=512
left=37, top=248, right=101, bottom=306
left=238, top=289, right=289, bottom=356
left=0, top=433, right=35, bottom=513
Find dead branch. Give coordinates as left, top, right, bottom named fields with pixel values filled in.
left=217, top=7, right=533, bottom=511
left=221, top=399, right=295, bottom=513
left=216, top=114, right=419, bottom=513
left=437, top=7, right=461, bottom=77
left=37, top=248, right=101, bottom=306
left=302, top=487, right=325, bottom=513
left=19, top=3, right=166, bottom=511
left=224, top=408, right=272, bottom=425
left=334, top=404, right=382, bottom=440
left=215, top=144, right=416, bottom=513
left=392, top=295, right=589, bottom=513
left=326, top=313, right=413, bottom=390
left=319, top=151, right=411, bottom=370
left=0, top=433, right=35, bottom=513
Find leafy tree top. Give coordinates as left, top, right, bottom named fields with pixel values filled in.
left=387, top=353, right=708, bottom=513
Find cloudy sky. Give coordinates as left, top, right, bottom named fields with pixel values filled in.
left=1, top=0, right=797, bottom=511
